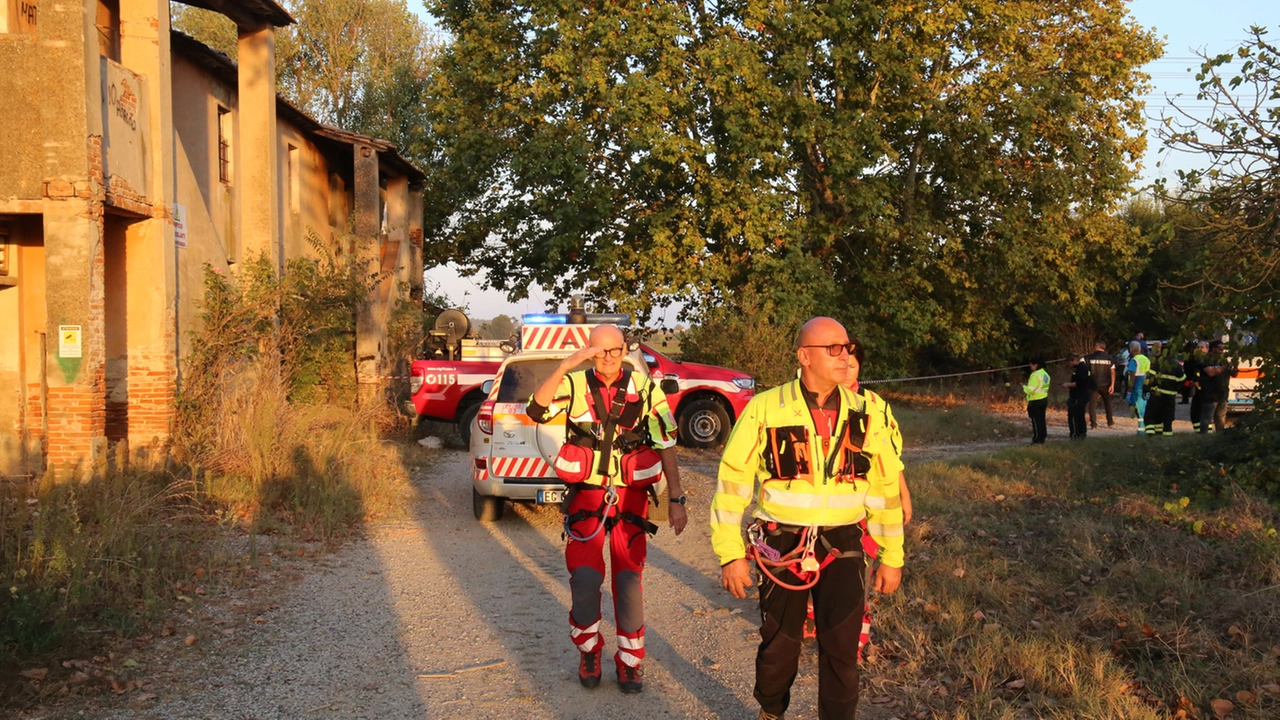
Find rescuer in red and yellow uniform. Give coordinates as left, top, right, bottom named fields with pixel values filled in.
left=527, top=324, right=686, bottom=694
left=712, top=317, right=904, bottom=720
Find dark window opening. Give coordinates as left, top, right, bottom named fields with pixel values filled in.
left=217, top=106, right=232, bottom=184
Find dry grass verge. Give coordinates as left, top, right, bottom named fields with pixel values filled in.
left=868, top=437, right=1280, bottom=719
left=892, top=404, right=1026, bottom=447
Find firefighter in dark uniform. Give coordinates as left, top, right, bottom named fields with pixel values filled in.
left=1144, top=345, right=1186, bottom=436
left=1197, top=341, right=1237, bottom=433
left=527, top=324, right=686, bottom=693
left=1186, top=340, right=1209, bottom=431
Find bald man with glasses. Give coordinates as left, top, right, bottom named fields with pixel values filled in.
left=711, top=317, right=905, bottom=720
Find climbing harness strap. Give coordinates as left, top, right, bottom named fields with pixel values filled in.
left=745, top=521, right=863, bottom=592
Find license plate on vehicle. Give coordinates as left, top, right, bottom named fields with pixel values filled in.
left=537, top=489, right=564, bottom=504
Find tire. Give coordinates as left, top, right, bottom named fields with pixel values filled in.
left=679, top=398, right=731, bottom=448
left=458, top=403, right=480, bottom=447
left=472, top=487, right=505, bottom=522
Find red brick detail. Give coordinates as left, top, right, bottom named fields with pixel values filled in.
left=104, top=174, right=153, bottom=217
left=45, top=371, right=106, bottom=467
left=125, top=350, right=176, bottom=444
left=24, top=383, right=44, bottom=442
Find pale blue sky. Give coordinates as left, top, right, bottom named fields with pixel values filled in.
left=421, top=1, right=1276, bottom=319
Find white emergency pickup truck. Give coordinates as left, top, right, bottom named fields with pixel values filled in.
left=468, top=317, right=668, bottom=522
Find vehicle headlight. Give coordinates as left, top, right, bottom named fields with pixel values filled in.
left=733, top=377, right=755, bottom=390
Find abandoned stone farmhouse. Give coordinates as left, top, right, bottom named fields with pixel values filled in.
left=0, top=0, right=426, bottom=478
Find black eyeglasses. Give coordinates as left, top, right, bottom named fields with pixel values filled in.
left=802, top=342, right=857, bottom=357
left=600, top=347, right=625, bottom=358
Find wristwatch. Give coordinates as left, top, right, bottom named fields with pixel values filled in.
left=670, top=494, right=688, bottom=506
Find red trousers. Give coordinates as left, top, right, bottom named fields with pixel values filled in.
left=565, top=486, right=650, bottom=670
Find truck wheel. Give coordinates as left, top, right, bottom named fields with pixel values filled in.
left=679, top=399, right=731, bottom=448
left=458, top=403, right=480, bottom=447
left=473, top=487, right=505, bottom=522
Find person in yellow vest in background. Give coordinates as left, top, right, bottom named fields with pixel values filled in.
left=1023, top=358, right=1050, bottom=444
left=1126, top=341, right=1151, bottom=435
left=711, top=317, right=903, bottom=720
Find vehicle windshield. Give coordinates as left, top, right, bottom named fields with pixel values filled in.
left=496, top=358, right=636, bottom=403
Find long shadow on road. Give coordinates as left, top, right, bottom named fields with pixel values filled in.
left=408, top=450, right=757, bottom=719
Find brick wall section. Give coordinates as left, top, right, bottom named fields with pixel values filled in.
left=43, top=136, right=108, bottom=472
left=25, top=383, right=44, bottom=442
left=105, top=395, right=128, bottom=442
left=126, top=347, right=175, bottom=447
left=105, top=174, right=153, bottom=217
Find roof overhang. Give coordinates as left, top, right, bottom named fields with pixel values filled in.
left=173, top=0, right=294, bottom=28
left=171, top=30, right=426, bottom=186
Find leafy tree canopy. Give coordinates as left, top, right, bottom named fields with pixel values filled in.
left=1155, top=26, right=1280, bottom=410
left=1155, top=27, right=1280, bottom=345
left=424, top=0, right=1160, bottom=369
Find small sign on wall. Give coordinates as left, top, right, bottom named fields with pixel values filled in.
left=58, top=325, right=82, bottom=359
left=173, top=203, right=187, bottom=248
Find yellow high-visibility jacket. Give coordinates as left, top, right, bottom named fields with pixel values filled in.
left=710, top=379, right=905, bottom=568
left=1023, top=368, right=1050, bottom=402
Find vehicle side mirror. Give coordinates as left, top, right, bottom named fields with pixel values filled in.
left=481, top=380, right=494, bottom=394
left=661, top=378, right=679, bottom=395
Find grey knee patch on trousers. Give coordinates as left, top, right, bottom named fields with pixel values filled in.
left=614, top=570, right=644, bottom=634
left=570, top=567, right=604, bottom=627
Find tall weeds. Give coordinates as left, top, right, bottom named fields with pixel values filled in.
left=2, top=234, right=423, bottom=678
left=1, top=469, right=207, bottom=660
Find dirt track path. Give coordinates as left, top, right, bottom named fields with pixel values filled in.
left=36, top=449, right=916, bottom=720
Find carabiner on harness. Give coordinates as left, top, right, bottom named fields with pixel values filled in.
left=746, top=522, right=839, bottom=592
left=563, top=485, right=618, bottom=543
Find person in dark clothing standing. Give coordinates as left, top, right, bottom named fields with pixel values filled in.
left=1144, top=346, right=1186, bottom=436
left=1179, top=340, right=1198, bottom=404
left=1063, top=354, right=1092, bottom=439
left=1186, top=340, right=1209, bottom=432
left=1083, top=341, right=1115, bottom=429
left=1197, top=341, right=1237, bottom=433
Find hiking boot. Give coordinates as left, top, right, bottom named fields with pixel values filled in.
left=578, top=648, right=602, bottom=689
left=617, top=663, right=643, bottom=693
left=759, top=711, right=786, bottom=720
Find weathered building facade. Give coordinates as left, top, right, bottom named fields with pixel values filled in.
left=0, top=0, right=425, bottom=478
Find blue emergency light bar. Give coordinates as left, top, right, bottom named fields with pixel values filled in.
left=522, top=313, right=632, bottom=325
left=522, top=314, right=567, bottom=325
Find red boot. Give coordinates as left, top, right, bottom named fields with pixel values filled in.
left=578, top=648, right=602, bottom=689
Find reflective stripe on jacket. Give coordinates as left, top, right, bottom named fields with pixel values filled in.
left=1150, top=356, right=1187, bottom=394
left=528, top=369, right=677, bottom=487
left=710, top=380, right=905, bottom=568
left=1023, top=368, right=1050, bottom=402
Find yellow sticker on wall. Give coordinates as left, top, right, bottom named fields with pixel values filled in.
left=58, top=325, right=82, bottom=359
